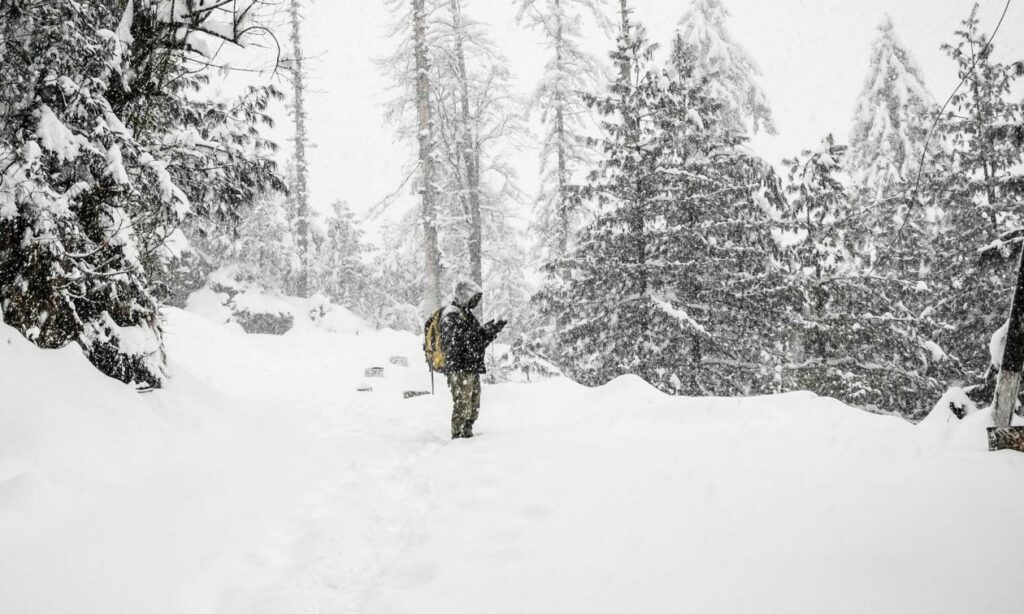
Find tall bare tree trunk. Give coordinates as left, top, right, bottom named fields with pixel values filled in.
left=618, top=0, right=646, bottom=334
left=970, top=71, right=999, bottom=226
left=554, top=1, right=569, bottom=256
left=289, top=0, right=311, bottom=297
left=449, top=0, right=482, bottom=289
left=414, top=0, right=442, bottom=312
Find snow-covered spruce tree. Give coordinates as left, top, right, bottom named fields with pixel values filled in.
left=537, top=9, right=788, bottom=396
left=846, top=15, right=939, bottom=286
left=223, top=189, right=298, bottom=292
left=481, top=214, right=532, bottom=336
left=848, top=16, right=936, bottom=199
left=515, top=0, right=610, bottom=260
left=676, top=0, right=775, bottom=135
left=924, top=6, right=1024, bottom=397
left=777, top=137, right=953, bottom=418
left=655, top=35, right=789, bottom=395
left=364, top=221, right=428, bottom=332
left=317, top=200, right=371, bottom=314
left=0, top=1, right=284, bottom=386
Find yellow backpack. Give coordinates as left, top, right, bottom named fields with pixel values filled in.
left=423, top=308, right=446, bottom=372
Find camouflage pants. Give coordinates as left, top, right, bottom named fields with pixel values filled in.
left=447, top=372, right=481, bottom=438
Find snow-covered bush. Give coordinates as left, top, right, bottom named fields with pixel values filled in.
left=488, top=335, right=562, bottom=384
left=361, top=225, right=427, bottom=332
left=315, top=200, right=372, bottom=315
left=0, top=1, right=284, bottom=387
left=0, top=1, right=169, bottom=387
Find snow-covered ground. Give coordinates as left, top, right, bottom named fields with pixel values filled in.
left=2, top=307, right=1024, bottom=613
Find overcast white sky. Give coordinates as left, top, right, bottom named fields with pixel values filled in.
left=249, top=0, right=1023, bottom=218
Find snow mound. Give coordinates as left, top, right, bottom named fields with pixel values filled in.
left=594, top=372, right=664, bottom=397
left=920, top=386, right=979, bottom=428
left=939, top=407, right=1024, bottom=452
left=0, top=317, right=183, bottom=523
left=919, top=386, right=1024, bottom=451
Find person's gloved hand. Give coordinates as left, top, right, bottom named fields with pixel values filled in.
left=484, top=319, right=508, bottom=336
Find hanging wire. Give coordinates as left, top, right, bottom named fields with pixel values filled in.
left=867, top=0, right=1013, bottom=275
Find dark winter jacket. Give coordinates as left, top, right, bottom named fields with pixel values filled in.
left=440, top=303, right=498, bottom=374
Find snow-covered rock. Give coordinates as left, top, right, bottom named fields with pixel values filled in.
left=920, top=385, right=979, bottom=427
left=186, top=268, right=369, bottom=336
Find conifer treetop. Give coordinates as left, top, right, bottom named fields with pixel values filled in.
left=847, top=15, right=935, bottom=194
left=676, top=0, right=775, bottom=134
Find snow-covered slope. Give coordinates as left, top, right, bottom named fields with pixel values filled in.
left=2, top=309, right=1023, bottom=613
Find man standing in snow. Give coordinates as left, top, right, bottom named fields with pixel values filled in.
left=441, top=280, right=506, bottom=439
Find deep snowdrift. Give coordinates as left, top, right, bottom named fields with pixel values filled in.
left=2, top=308, right=1023, bottom=613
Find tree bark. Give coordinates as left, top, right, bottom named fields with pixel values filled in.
left=414, top=0, right=442, bottom=312
left=988, top=426, right=1024, bottom=451
left=449, top=0, right=482, bottom=289
left=289, top=0, right=311, bottom=298
left=970, top=70, right=999, bottom=225
left=554, top=2, right=569, bottom=256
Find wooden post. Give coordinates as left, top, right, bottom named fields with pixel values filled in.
left=992, top=245, right=1024, bottom=430
left=988, top=427, right=1024, bottom=452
